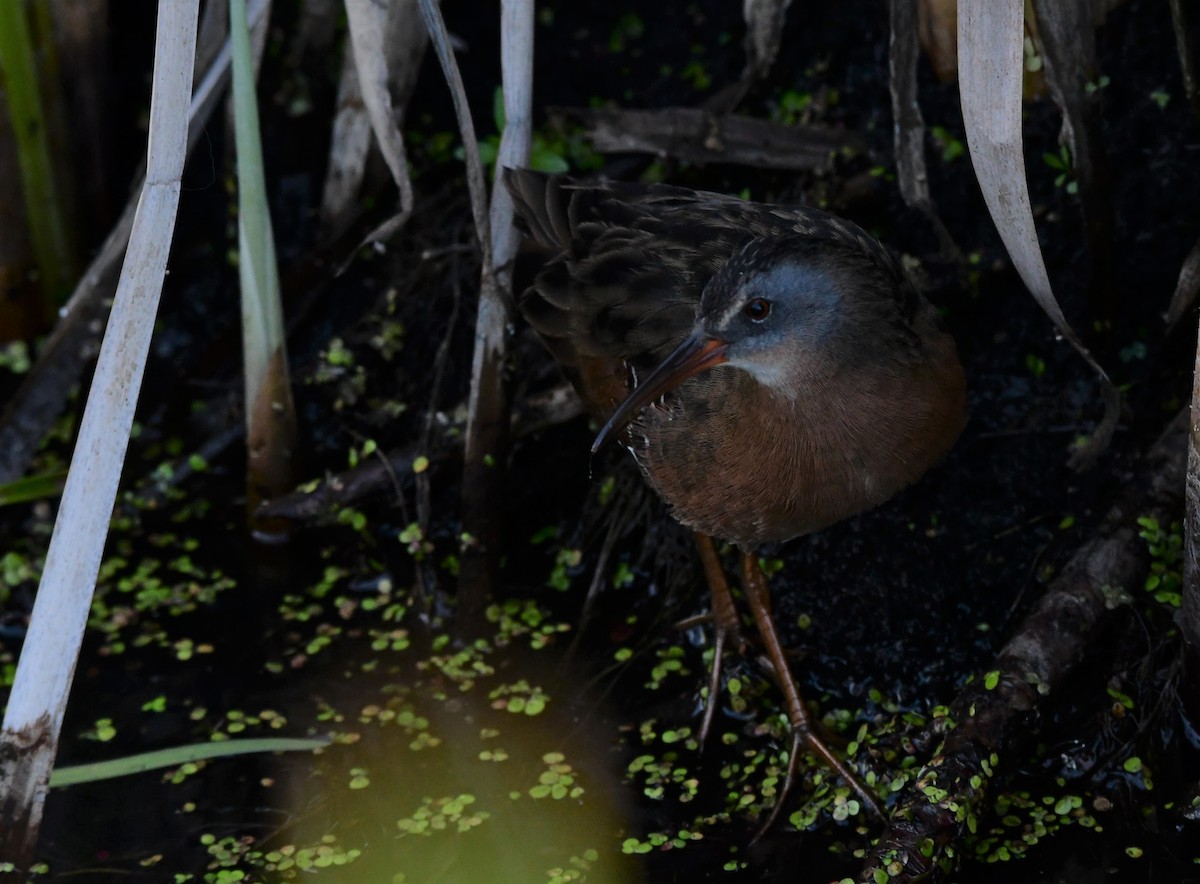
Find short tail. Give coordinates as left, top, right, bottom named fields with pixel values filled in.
left=501, top=167, right=574, bottom=252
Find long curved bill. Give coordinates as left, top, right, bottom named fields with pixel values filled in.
left=591, top=331, right=729, bottom=454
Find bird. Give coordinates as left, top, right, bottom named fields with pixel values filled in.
left=504, top=167, right=966, bottom=822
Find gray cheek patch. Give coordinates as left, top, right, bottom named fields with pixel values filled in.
left=712, top=263, right=843, bottom=343
left=767, top=263, right=842, bottom=330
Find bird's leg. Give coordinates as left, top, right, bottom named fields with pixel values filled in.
left=739, top=550, right=886, bottom=830
left=692, top=532, right=745, bottom=744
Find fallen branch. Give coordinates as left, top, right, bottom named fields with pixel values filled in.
left=554, top=106, right=863, bottom=170
left=858, top=410, right=1187, bottom=883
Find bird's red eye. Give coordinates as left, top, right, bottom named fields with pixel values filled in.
left=744, top=297, right=771, bottom=321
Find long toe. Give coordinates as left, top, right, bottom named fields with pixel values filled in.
left=739, top=549, right=886, bottom=830
left=693, top=533, right=748, bottom=744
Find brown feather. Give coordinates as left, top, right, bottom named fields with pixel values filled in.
left=504, top=170, right=965, bottom=545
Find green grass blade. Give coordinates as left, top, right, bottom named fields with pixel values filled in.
left=0, top=470, right=66, bottom=506
left=49, top=736, right=331, bottom=788
left=230, top=0, right=283, bottom=416
left=230, top=0, right=297, bottom=508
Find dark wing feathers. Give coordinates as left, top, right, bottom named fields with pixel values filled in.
left=503, top=169, right=904, bottom=406
left=504, top=167, right=573, bottom=251
left=504, top=170, right=789, bottom=372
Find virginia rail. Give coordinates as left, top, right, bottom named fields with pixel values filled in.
left=505, top=168, right=966, bottom=820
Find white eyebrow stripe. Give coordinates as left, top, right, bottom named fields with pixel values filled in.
left=718, top=300, right=744, bottom=327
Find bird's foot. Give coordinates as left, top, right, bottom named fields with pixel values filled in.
left=739, top=550, right=886, bottom=834
left=752, top=721, right=885, bottom=841
left=692, top=533, right=748, bottom=745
